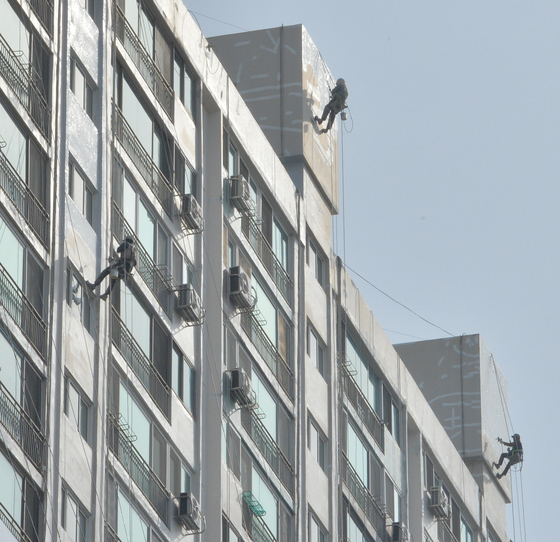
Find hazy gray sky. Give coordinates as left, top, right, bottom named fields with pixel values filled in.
left=187, top=0, right=558, bottom=537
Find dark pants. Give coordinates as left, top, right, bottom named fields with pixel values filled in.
left=496, top=452, right=521, bottom=476
left=319, top=98, right=345, bottom=131
left=93, top=259, right=135, bottom=295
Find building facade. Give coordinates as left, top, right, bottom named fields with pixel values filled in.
left=0, top=0, right=513, bottom=541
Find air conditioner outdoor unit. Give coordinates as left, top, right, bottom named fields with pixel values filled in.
left=229, top=175, right=252, bottom=213
left=180, top=194, right=203, bottom=231
left=392, top=522, right=407, bottom=542
left=429, top=485, right=450, bottom=519
left=176, top=283, right=202, bottom=322
left=229, top=266, right=253, bottom=309
left=177, top=492, right=202, bottom=531
left=230, top=368, right=254, bottom=407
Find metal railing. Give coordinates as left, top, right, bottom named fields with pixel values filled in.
left=0, top=381, right=45, bottom=469
left=341, top=362, right=384, bottom=452
left=111, top=309, right=171, bottom=419
left=438, top=520, right=458, bottom=542
left=0, top=35, right=50, bottom=139
left=0, top=501, right=32, bottom=542
left=241, top=216, right=292, bottom=306
left=241, top=409, right=295, bottom=496
left=28, top=0, right=53, bottom=36
left=0, top=152, right=49, bottom=245
left=340, top=451, right=386, bottom=536
left=112, top=203, right=172, bottom=313
left=113, top=105, right=173, bottom=216
left=0, top=263, right=46, bottom=358
left=240, top=311, right=293, bottom=399
left=114, top=6, right=173, bottom=119
left=107, top=413, right=170, bottom=524
left=105, top=524, right=122, bottom=542
left=250, top=514, right=277, bottom=542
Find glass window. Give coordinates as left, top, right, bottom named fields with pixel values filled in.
left=347, top=423, right=368, bottom=486
left=0, top=99, right=27, bottom=180
left=228, top=142, right=238, bottom=175
left=461, top=519, right=473, bottom=542
left=69, top=163, right=93, bottom=224
left=252, top=468, right=277, bottom=538
left=174, top=53, right=195, bottom=116
left=120, top=282, right=151, bottom=358
left=121, top=74, right=153, bottom=155
left=171, top=344, right=195, bottom=414
left=253, top=278, right=277, bottom=346
left=347, top=513, right=368, bottom=542
left=309, top=513, right=326, bottom=542
left=308, top=239, right=325, bottom=286
left=65, top=378, right=89, bottom=442
left=308, top=418, right=326, bottom=472
left=273, top=219, right=288, bottom=271
left=119, top=383, right=151, bottom=463
left=308, top=325, right=325, bottom=377
left=0, top=216, right=24, bottom=289
left=0, top=451, right=23, bottom=524
left=346, top=333, right=378, bottom=412
left=71, top=60, right=93, bottom=119
left=62, top=489, right=87, bottom=542
left=118, top=490, right=148, bottom=542
left=253, top=372, right=276, bottom=440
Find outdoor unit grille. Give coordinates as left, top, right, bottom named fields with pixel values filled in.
left=180, top=194, right=203, bottom=232
left=230, top=368, right=255, bottom=407
left=176, top=284, right=202, bottom=322
left=229, top=175, right=252, bottom=213
left=229, top=266, right=253, bottom=309
left=177, top=492, right=203, bottom=532
left=429, top=486, right=450, bottom=519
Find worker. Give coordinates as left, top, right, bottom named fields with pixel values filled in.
left=87, top=237, right=137, bottom=300
left=314, top=78, right=348, bottom=134
left=493, top=433, right=523, bottom=479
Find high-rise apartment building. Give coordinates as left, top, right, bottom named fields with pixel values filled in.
left=0, top=0, right=515, bottom=541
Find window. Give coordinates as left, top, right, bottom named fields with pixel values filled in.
left=67, top=269, right=92, bottom=333
left=346, top=333, right=379, bottom=414
left=0, top=213, right=45, bottom=316
left=174, top=52, right=195, bottom=116
left=252, top=467, right=278, bottom=537
left=71, top=59, right=94, bottom=119
left=308, top=238, right=325, bottom=287
left=62, top=489, right=87, bottom=542
left=170, top=449, right=191, bottom=498
left=385, top=474, right=401, bottom=522
left=171, top=343, right=195, bottom=414
left=383, top=385, right=400, bottom=444
left=347, top=512, right=370, bottom=542
left=174, top=149, right=196, bottom=195
left=172, top=244, right=194, bottom=287
left=228, top=141, right=238, bottom=175
left=346, top=418, right=382, bottom=498
left=309, top=512, right=326, bottom=542
left=0, top=98, right=49, bottom=208
left=253, top=277, right=290, bottom=364
left=261, top=196, right=289, bottom=273
left=65, top=377, right=90, bottom=441
left=82, top=0, right=94, bottom=17
left=307, top=325, right=326, bottom=377
left=308, top=418, right=327, bottom=472
left=222, top=516, right=242, bottom=542
left=460, top=519, right=473, bottom=542
left=0, top=451, right=41, bottom=542
left=0, top=328, right=42, bottom=429
left=69, top=162, right=93, bottom=224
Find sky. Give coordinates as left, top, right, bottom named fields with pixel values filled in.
left=185, top=1, right=558, bottom=538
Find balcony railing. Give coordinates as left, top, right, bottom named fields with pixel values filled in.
left=438, top=520, right=458, bottom=542
left=115, top=6, right=173, bottom=119
left=0, top=501, right=32, bottom=542
left=0, top=35, right=50, bottom=139
left=28, top=0, right=53, bottom=36
left=112, top=203, right=171, bottom=313
left=241, top=216, right=292, bottom=306
left=341, top=362, right=384, bottom=452
left=243, top=499, right=277, bottom=542
left=113, top=105, right=173, bottom=216
left=240, top=311, right=293, bottom=399
left=0, top=263, right=46, bottom=358
left=111, top=309, right=170, bottom=419
left=241, top=409, right=295, bottom=496
left=0, top=152, right=49, bottom=245
left=0, top=382, right=45, bottom=470
left=340, top=451, right=386, bottom=536
left=107, top=413, right=170, bottom=524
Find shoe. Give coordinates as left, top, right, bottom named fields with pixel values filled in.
left=99, top=292, right=109, bottom=301
left=314, top=116, right=322, bottom=124
left=320, top=128, right=328, bottom=134
left=496, top=473, right=503, bottom=479
left=86, top=281, right=96, bottom=291
left=492, top=462, right=497, bottom=469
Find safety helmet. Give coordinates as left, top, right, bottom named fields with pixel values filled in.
left=337, top=78, right=345, bottom=85
left=125, top=236, right=134, bottom=243
left=512, top=433, right=520, bottom=439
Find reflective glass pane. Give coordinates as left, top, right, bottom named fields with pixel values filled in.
left=120, top=282, right=151, bottom=357
left=123, top=175, right=137, bottom=230
left=273, top=220, right=288, bottom=270
left=0, top=216, right=24, bottom=288
left=0, top=100, right=26, bottom=180
left=253, top=372, right=276, bottom=440
left=253, top=279, right=276, bottom=345
left=138, top=200, right=155, bottom=259
left=0, top=330, right=22, bottom=400
left=252, top=468, right=277, bottom=537
left=0, top=0, right=30, bottom=65
left=347, top=423, right=368, bottom=486
left=118, top=490, right=148, bottom=542
left=0, top=452, right=22, bottom=524
left=119, top=384, right=151, bottom=463
left=122, top=77, right=153, bottom=154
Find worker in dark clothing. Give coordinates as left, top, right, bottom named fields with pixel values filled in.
left=493, top=433, right=523, bottom=479
left=87, top=237, right=137, bottom=300
left=314, top=78, right=348, bottom=134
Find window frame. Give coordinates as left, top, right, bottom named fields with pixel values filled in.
left=171, top=342, right=195, bottom=415
left=307, top=324, right=326, bottom=377
left=70, top=58, right=94, bottom=119
left=64, top=376, right=90, bottom=443
left=62, top=487, right=87, bottom=542
left=308, top=416, right=327, bottom=473
left=69, top=161, right=94, bottom=224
